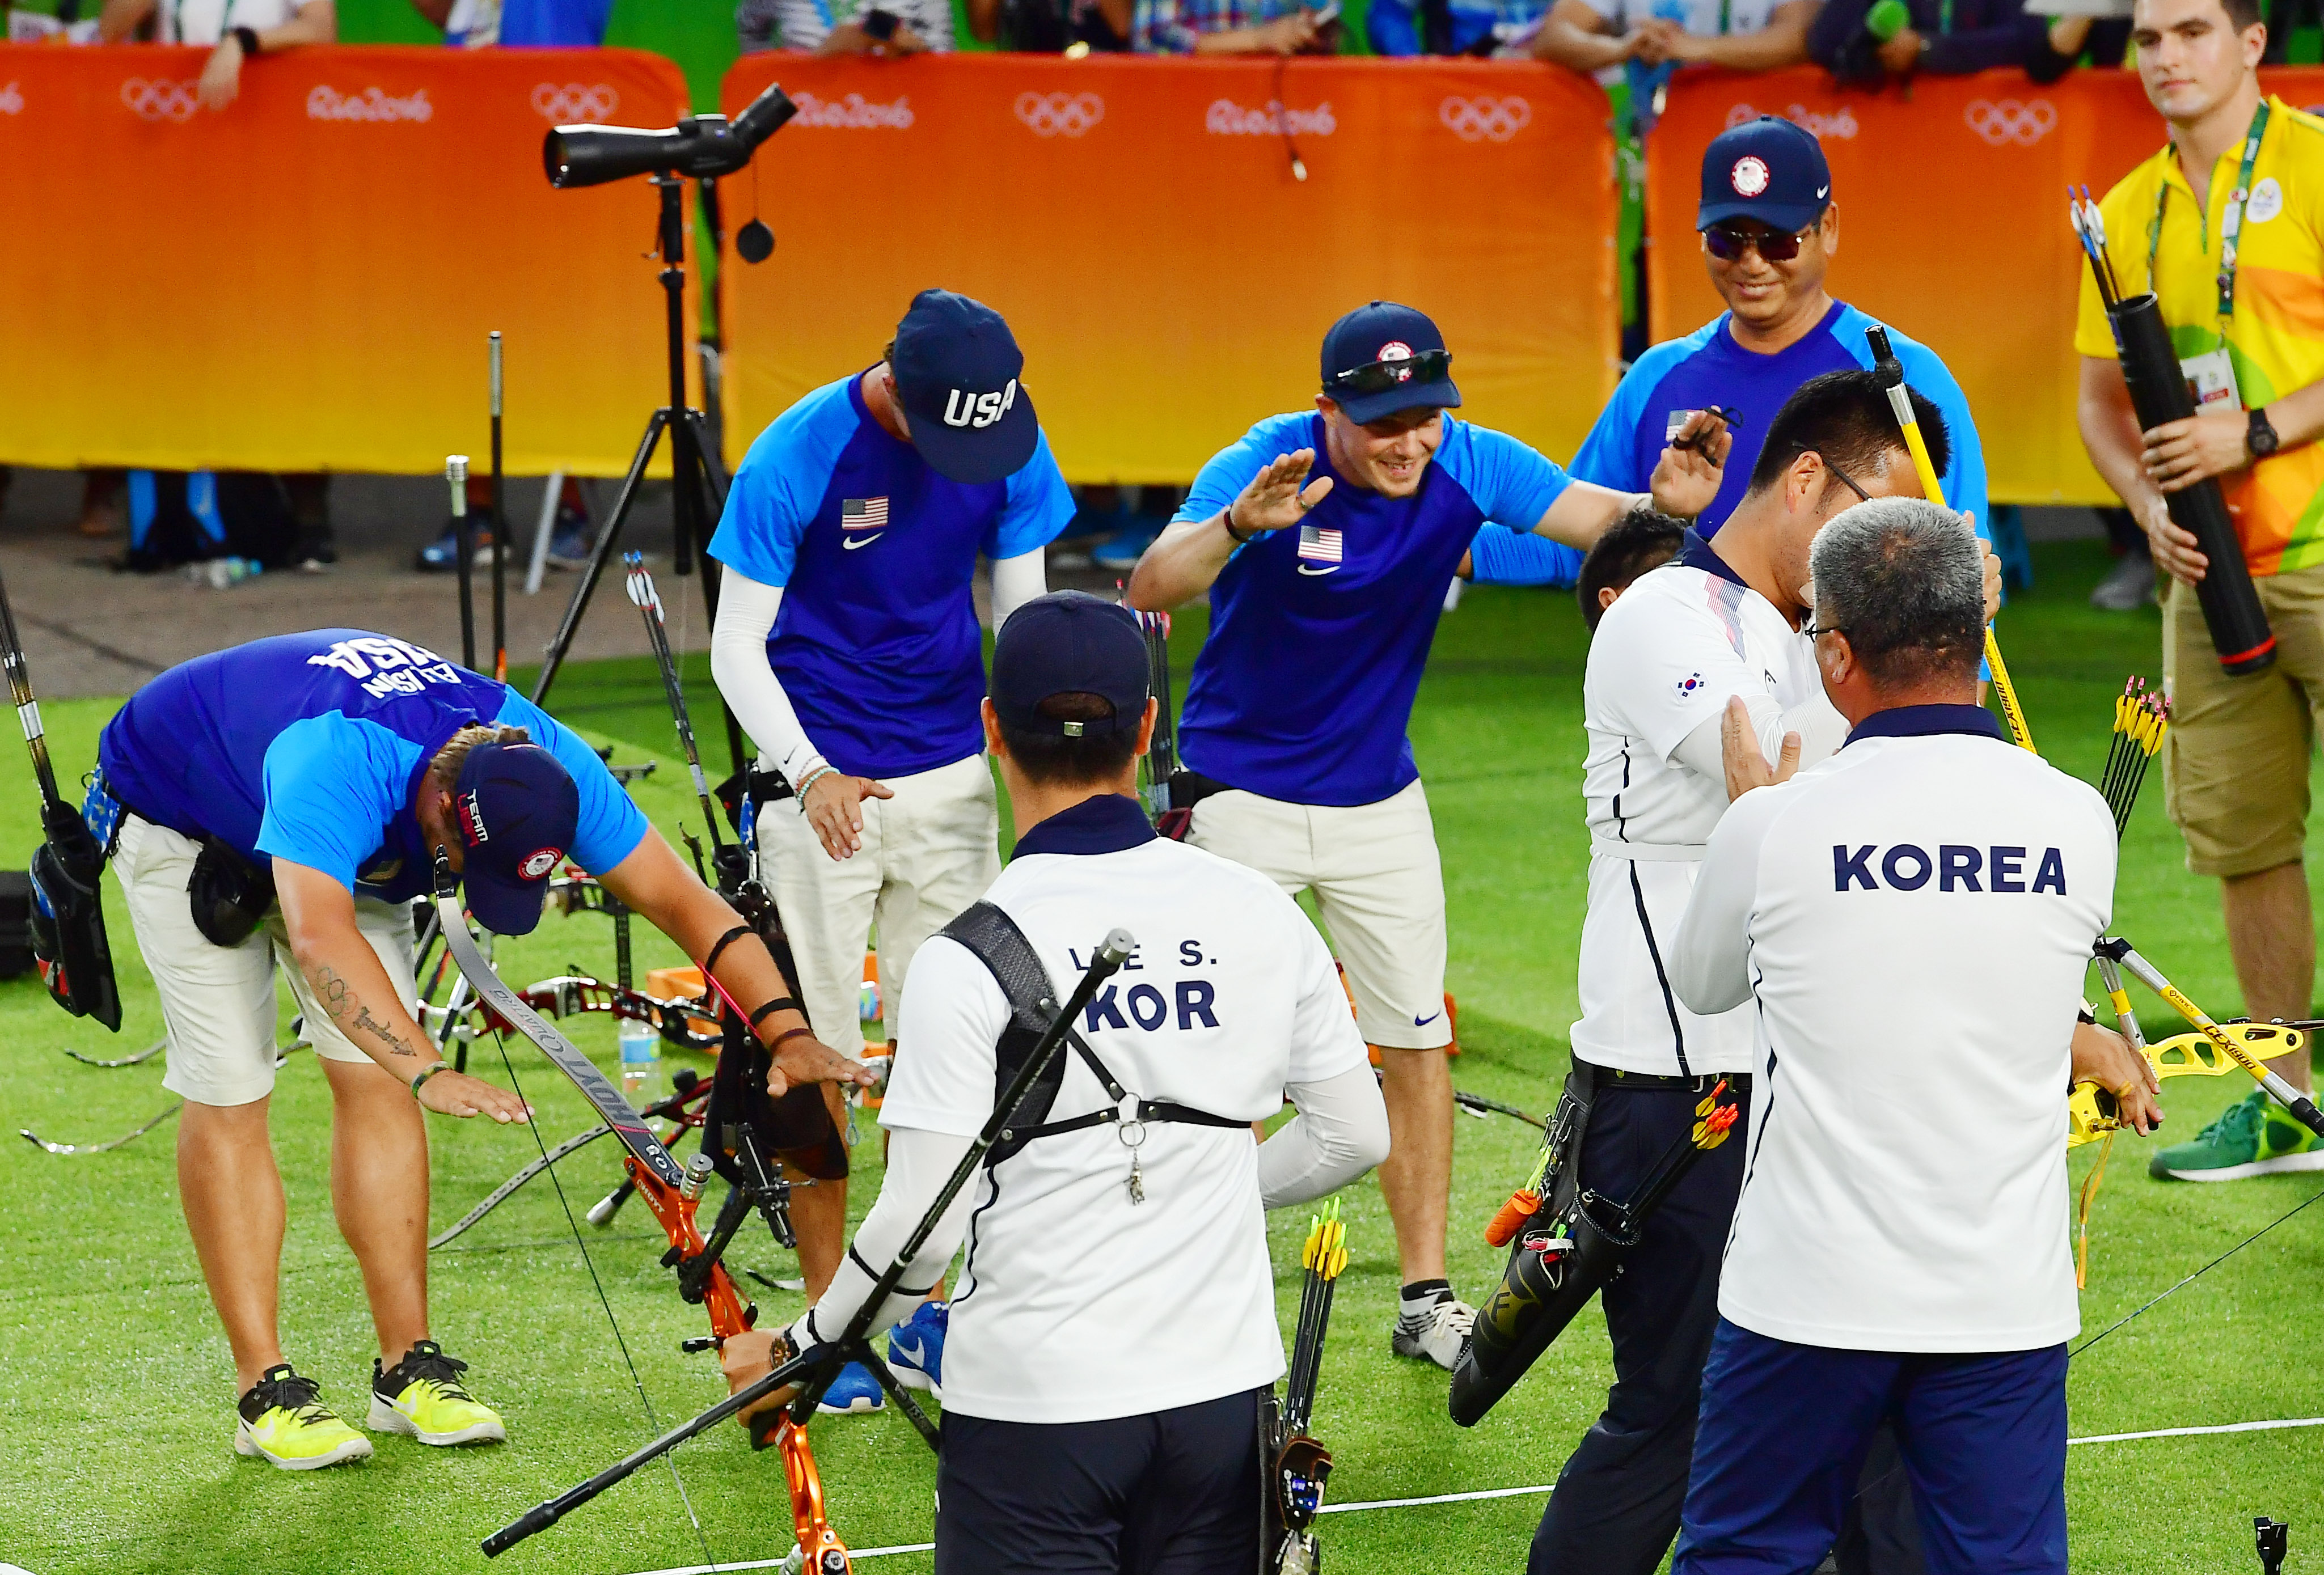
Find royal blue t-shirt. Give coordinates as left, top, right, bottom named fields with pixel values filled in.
left=97, top=630, right=650, bottom=904
left=1469, top=301, right=1989, bottom=586
left=1174, top=413, right=1570, bottom=807
left=709, top=372, right=1076, bottom=780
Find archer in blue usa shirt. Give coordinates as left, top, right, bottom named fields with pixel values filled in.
left=1468, top=303, right=1988, bottom=586
left=709, top=371, right=1076, bottom=780
left=1174, top=412, right=1570, bottom=807
left=96, top=630, right=649, bottom=903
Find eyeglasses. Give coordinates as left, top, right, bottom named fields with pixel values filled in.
left=1326, top=348, right=1453, bottom=396
left=1702, top=221, right=1819, bottom=263
left=1801, top=616, right=1849, bottom=641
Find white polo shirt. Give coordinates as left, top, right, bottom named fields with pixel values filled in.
left=884, top=794, right=1370, bottom=1424
left=1674, top=704, right=2113, bottom=1352
left=1573, top=533, right=1844, bottom=1077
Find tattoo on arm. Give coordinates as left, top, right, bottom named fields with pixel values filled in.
left=312, top=963, right=426, bottom=1060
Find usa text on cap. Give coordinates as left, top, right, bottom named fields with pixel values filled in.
left=890, top=288, right=1041, bottom=486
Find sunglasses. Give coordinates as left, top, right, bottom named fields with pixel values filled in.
left=1702, top=220, right=1820, bottom=263
left=1790, top=447, right=1873, bottom=503
left=1327, top=348, right=1453, bottom=396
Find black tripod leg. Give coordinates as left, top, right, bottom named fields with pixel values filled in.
left=853, top=1339, right=942, bottom=1449
left=532, top=410, right=669, bottom=707
left=675, top=406, right=749, bottom=776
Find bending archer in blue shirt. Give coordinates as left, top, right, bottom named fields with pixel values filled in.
left=92, top=631, right=872, bottom=1471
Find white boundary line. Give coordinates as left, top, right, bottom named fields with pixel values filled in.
left=617, top=1417, right=2324, bottom=1574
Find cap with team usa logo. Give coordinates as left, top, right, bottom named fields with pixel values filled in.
left=890, top=287, right=1041, bottom=486
left=1697, top=115, right=1831, bottom=236
left=1319, top=300, right=1464, bottom=424
left=451, top=738, right=578, bottom=937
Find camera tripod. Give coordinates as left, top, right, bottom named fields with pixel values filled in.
left=531, top=171, right=745, bottom=772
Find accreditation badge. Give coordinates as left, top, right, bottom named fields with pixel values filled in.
left=2179, top=347, right=2242, bottom=412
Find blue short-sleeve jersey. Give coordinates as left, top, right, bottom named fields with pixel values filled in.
left=1468, top=300, right=1989, bottom=589
left=709, top=372, right=1077, bottom=779
left=98, top=630, right=649, bottom=904
left=1173, top=412, right=1569, bottom=807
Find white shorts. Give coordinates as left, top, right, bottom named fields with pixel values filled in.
left=1185, top=778, right=1450, bottom=1051
left=113, top=815, right=421, bottom=1107
left=755, top=751, right=1001, bottom=1057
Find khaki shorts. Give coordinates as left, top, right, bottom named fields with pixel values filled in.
left=755, top=751, right=1001, bottom=1057
left=113, top=815, right=420, bottom=1107
left=1185, top=778, right=1450, bottom=1051
left=2164, top=564, right=2324, bottom=878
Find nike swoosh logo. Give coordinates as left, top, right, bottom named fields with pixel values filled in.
left=842, top=533, right=884, bottom=550
left=1296, top=563, right=1338, bottom=576
left=1816, top=185, right=1829, bottom=198
left=1414, top=1011, right=1441, bottom=1027
left=891, top=1336, right=926, bottom=1366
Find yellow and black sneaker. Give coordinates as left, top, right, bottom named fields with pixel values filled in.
left=235, top=1364, right=374, bottom=1471
left=368, top=1340, right=507, bottom=1446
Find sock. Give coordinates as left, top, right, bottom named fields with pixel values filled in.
left=1398, top=1279, right=1451, bottom=1322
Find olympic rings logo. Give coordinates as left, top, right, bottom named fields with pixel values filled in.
left=1015, top=91, right=1104, bottom=138
left=0, top=81, right=22, bottom=116
left=120, top=77, right=199, bottom=123
left=1963, top=98, right=2056, bottom=146
left=1438, top=96, right=1531, bottom=144
left=531, top=82, right=619, bottom=121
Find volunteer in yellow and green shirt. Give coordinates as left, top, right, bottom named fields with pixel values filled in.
left=2076, top=0, right=2324, bottom=1182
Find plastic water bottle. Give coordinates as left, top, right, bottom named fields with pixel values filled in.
left=183, top=556, right=260, bottom=590
left=618, top=1018, right=659, bottom=1102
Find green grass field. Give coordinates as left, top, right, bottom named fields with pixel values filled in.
left=4, top=537, right=2322, bottom=1574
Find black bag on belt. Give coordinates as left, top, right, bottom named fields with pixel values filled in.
left=188, top=836, right=277, bottom=949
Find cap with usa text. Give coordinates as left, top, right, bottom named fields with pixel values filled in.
left=1698, top=115, right=1831, bottom=236
left=890, top=288, right=1041, bottom=486
left=991, top=591, right=1150, bottom=738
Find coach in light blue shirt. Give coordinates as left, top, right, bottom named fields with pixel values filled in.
left=1126, top=301, right=1701, bottom=1370
left=1468, top=115, right=1988, bottom=588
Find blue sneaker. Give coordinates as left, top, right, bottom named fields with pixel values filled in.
left=1090, top=521, right=1162, bottom=571
left=886, top=1300, right=946, bottom=1398
left=544, top=502, right=595, bottom=571
left=815, top=1361, right=885, bottom=1415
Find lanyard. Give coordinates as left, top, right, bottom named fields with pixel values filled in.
left=2149, top=98, right=2270, bottom=327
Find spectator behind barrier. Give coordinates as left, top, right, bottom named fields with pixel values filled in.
left=1526, top=0, right=1816, bottom=81
left=1366, top=0, right=1545, bottom=55
left=99, top=0, right=332, bottom=112
left=1811, top=0, right=2078, bottom=82
left=741, top=0, right=953, bottom=52
left=967, top=0, right=1133, bottom=48
left=407, top=0, right=611, bottom=46
left=1132, top=0, right=1338, bottom=53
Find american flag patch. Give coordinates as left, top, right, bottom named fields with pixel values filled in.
left=1297, top=524, right=1343, bottom=564
left=841, top=497, right=889, bottom=531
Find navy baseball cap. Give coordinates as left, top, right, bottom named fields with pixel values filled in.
left=890, top=288, right=1040, bottom=485
left=1698, top=116, right=1831, bottom=235
left=1320, top=301, right=1463, bottom=424
left=451, top=739, right=578, bottom=937
left=991, top=592, right=1149, bottom=738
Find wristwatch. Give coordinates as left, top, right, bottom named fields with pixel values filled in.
left=2249, top=405, right=2281, bottom=459
left=231, top=24, right=261, bottom=56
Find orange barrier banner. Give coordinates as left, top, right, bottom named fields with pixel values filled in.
left=0, top=45, right=694, bottom=476
left=1647, top=65, right=2324, bottom=507
left=721, top=56, right=1617, bottom=485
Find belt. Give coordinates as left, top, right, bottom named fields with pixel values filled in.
left=1577, top=1060, right=1749, bottom=1094
left=1590, top=838, right=1705, bottom=863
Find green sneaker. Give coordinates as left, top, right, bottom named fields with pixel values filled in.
left=2149, top=1087, right=2324, bottom=1182
left=367, top=1340, right=506, bottom=1446
left=234, top=1364, right=374, bottom=1470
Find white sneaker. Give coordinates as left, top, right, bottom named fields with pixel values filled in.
left=1391, top=1296, right=1476, bottom=1370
